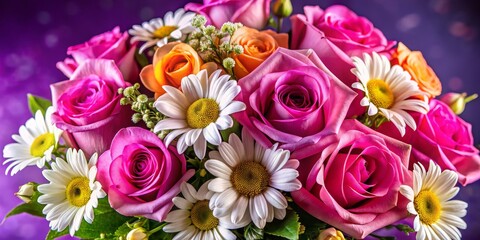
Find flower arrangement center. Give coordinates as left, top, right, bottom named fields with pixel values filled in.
left=414, top=189, right=442, bottom=225
left=66, top=177, right=92, bottom=207
left=231, top=161, right=270, bottom=197
left=190, top=200, right=219, bottom=231
left=153, top=26, right=178, bottom=38
left=30, top=133, right=55, bottom=157
left=366, top=79, right=395, bottom=109
left=186, top=98, right=219, bottom=128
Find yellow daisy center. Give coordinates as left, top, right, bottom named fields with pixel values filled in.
left=231, top=161, right=270, bottom=197
left=366, top=79, right=395, bottom=109
left=186, top=98, right=219, bottom=129
left=66, top=177, right=91, bottom=207
left=30, top=133, right=55, bottom=157
left=190, top=200, right=219, bottom=231
left=153, top=25, right=178, bottom=38
left=414, top=189, right=442, bottom=225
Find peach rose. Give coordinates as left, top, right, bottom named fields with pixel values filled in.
left=318, top=228, right=345, bottom=240
left=140, top=42, right=208, bottom=98
left=231, top=27, right=288, bottom=79
left=392, top=43, right=441, bottom=98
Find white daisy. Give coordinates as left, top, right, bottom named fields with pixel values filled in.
left=351, top=52, right=429, bottom=136
left=129, top=8, right=196, bottom=53
left=399, top=161, right=468, bottom=240
left=205, top=130, right=302, bottom=229
left=3, top=106, right=63, bottom=175
left=38, top=148, right=106, bottom=236
left=164, top=181, right=237, bottom=240
left=154, top=69, right=246, bottom=159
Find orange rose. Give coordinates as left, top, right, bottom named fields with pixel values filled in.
left=392, top=42, right=441, bottom=98
left=140, top=42, right=203, bottom=98
left=231, top=27, right=288, bottom=79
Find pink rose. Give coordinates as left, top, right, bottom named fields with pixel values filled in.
left=292, top=5, right=395, bottom=58
left=56, top=27, right=139, bottom=83
left=185, top=0, right=270, bottom=29
left=51, top=59, right=132, bottom=157
left=97, top=127, right=194, bottom=221
left=378, top=99, right=480, bottom=186
left=292, top=119, right=412, bottom=239
left=234, top=48, right=356, bottom=158
left=291, top=6, right=395, bottom=117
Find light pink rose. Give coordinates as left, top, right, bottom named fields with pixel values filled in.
left=185, top=0, right=270, bottom=29
left=378, top=99, right=480, bottom=186
left=234, top=48, right=356, bottom=159
left=292, top=119, right=412, bottom=239
left=97, top=127, right=194, bottom=221
left=56, top=27, right=139, bottom=83
left=51, top=59, right=132, bottom=157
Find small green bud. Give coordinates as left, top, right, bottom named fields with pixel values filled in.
left=157, top=130, right=168, bottom=139
left=221, top=22, right=236, bottom=35
left=188, top=39, right=200, bottom=49
left=203, top=25, right=216, bottom=35
left=272, top=0, right=293, bottom=18
left=142, top=114, right=150, bottom=123
left=133, top=83, right=141, bottom=89
left=190, top=31, right=203, bottom=39
left=440, top=92, right=478, bottom=115
left=222, top=57, right=236, bottom=69
left=120, top=98, right=129, bottom=105
left=192, top=15, right=207, bottom=28
left=233, top=45, right=244, bottom=54
left=146, top=121, right=155, bottom=129
left=123, top=86, right=135, bottom=97
left=148, top=102, right=154, bottom=109
left=15, top=182, right=36, bottom=203
left=126, top=227, right=148, bottom=240
left=132, top=113, right=142, bottom=123
left=137, top=94, right=148, bottom=104
left=118, top=88, right=124, bottom=95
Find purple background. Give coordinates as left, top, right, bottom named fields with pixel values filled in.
left=0, top=0, right=478, bottom=239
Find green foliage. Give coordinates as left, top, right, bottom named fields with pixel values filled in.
left=27, top=94, right=52, bottom=116
left=264, top=210, right=301, bottom=240
left=46, top=198, right=132, bottom=240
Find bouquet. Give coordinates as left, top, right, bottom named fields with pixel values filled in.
left=2, top=0, right=479, bottom=239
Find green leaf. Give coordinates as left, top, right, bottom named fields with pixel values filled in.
left=27, top=94, right=52, bottom=116
left=3, top=201, right=44, bottom=220
left=46, top=198, right=132, bottom=240
left=135, top=50, right=150, bottom=68
left=220, top=118, right=240, bottom=142
left=148, top=220, right=173, bottom=240
left=264, top=210, right=300, bottom=240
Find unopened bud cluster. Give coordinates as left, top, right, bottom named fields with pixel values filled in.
left=188, top=16, right=244, bottom=76
left=119, top=84, right=163, bottom=131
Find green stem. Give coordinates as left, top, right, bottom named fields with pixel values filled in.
left=277, top=17, right=283, bottom=33
left=148, top=222, right=167, bottom=235
left=464, top=93, right=478, bottom=103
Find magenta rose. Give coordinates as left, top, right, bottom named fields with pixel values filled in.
left=234, top=48, right=356, bottom=159
left=51, top=59, right=132, bottom=157
left=291, top=5, right=395, bottom=58
left=292, top=119, right=412, bottom=239
left=185, top=0, right=270, bottom=29
left=378, top=99, right=480, bottom=186
left=97, top=127, right=194, bottom=221
left=56, top=26, right=139, bottom=83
